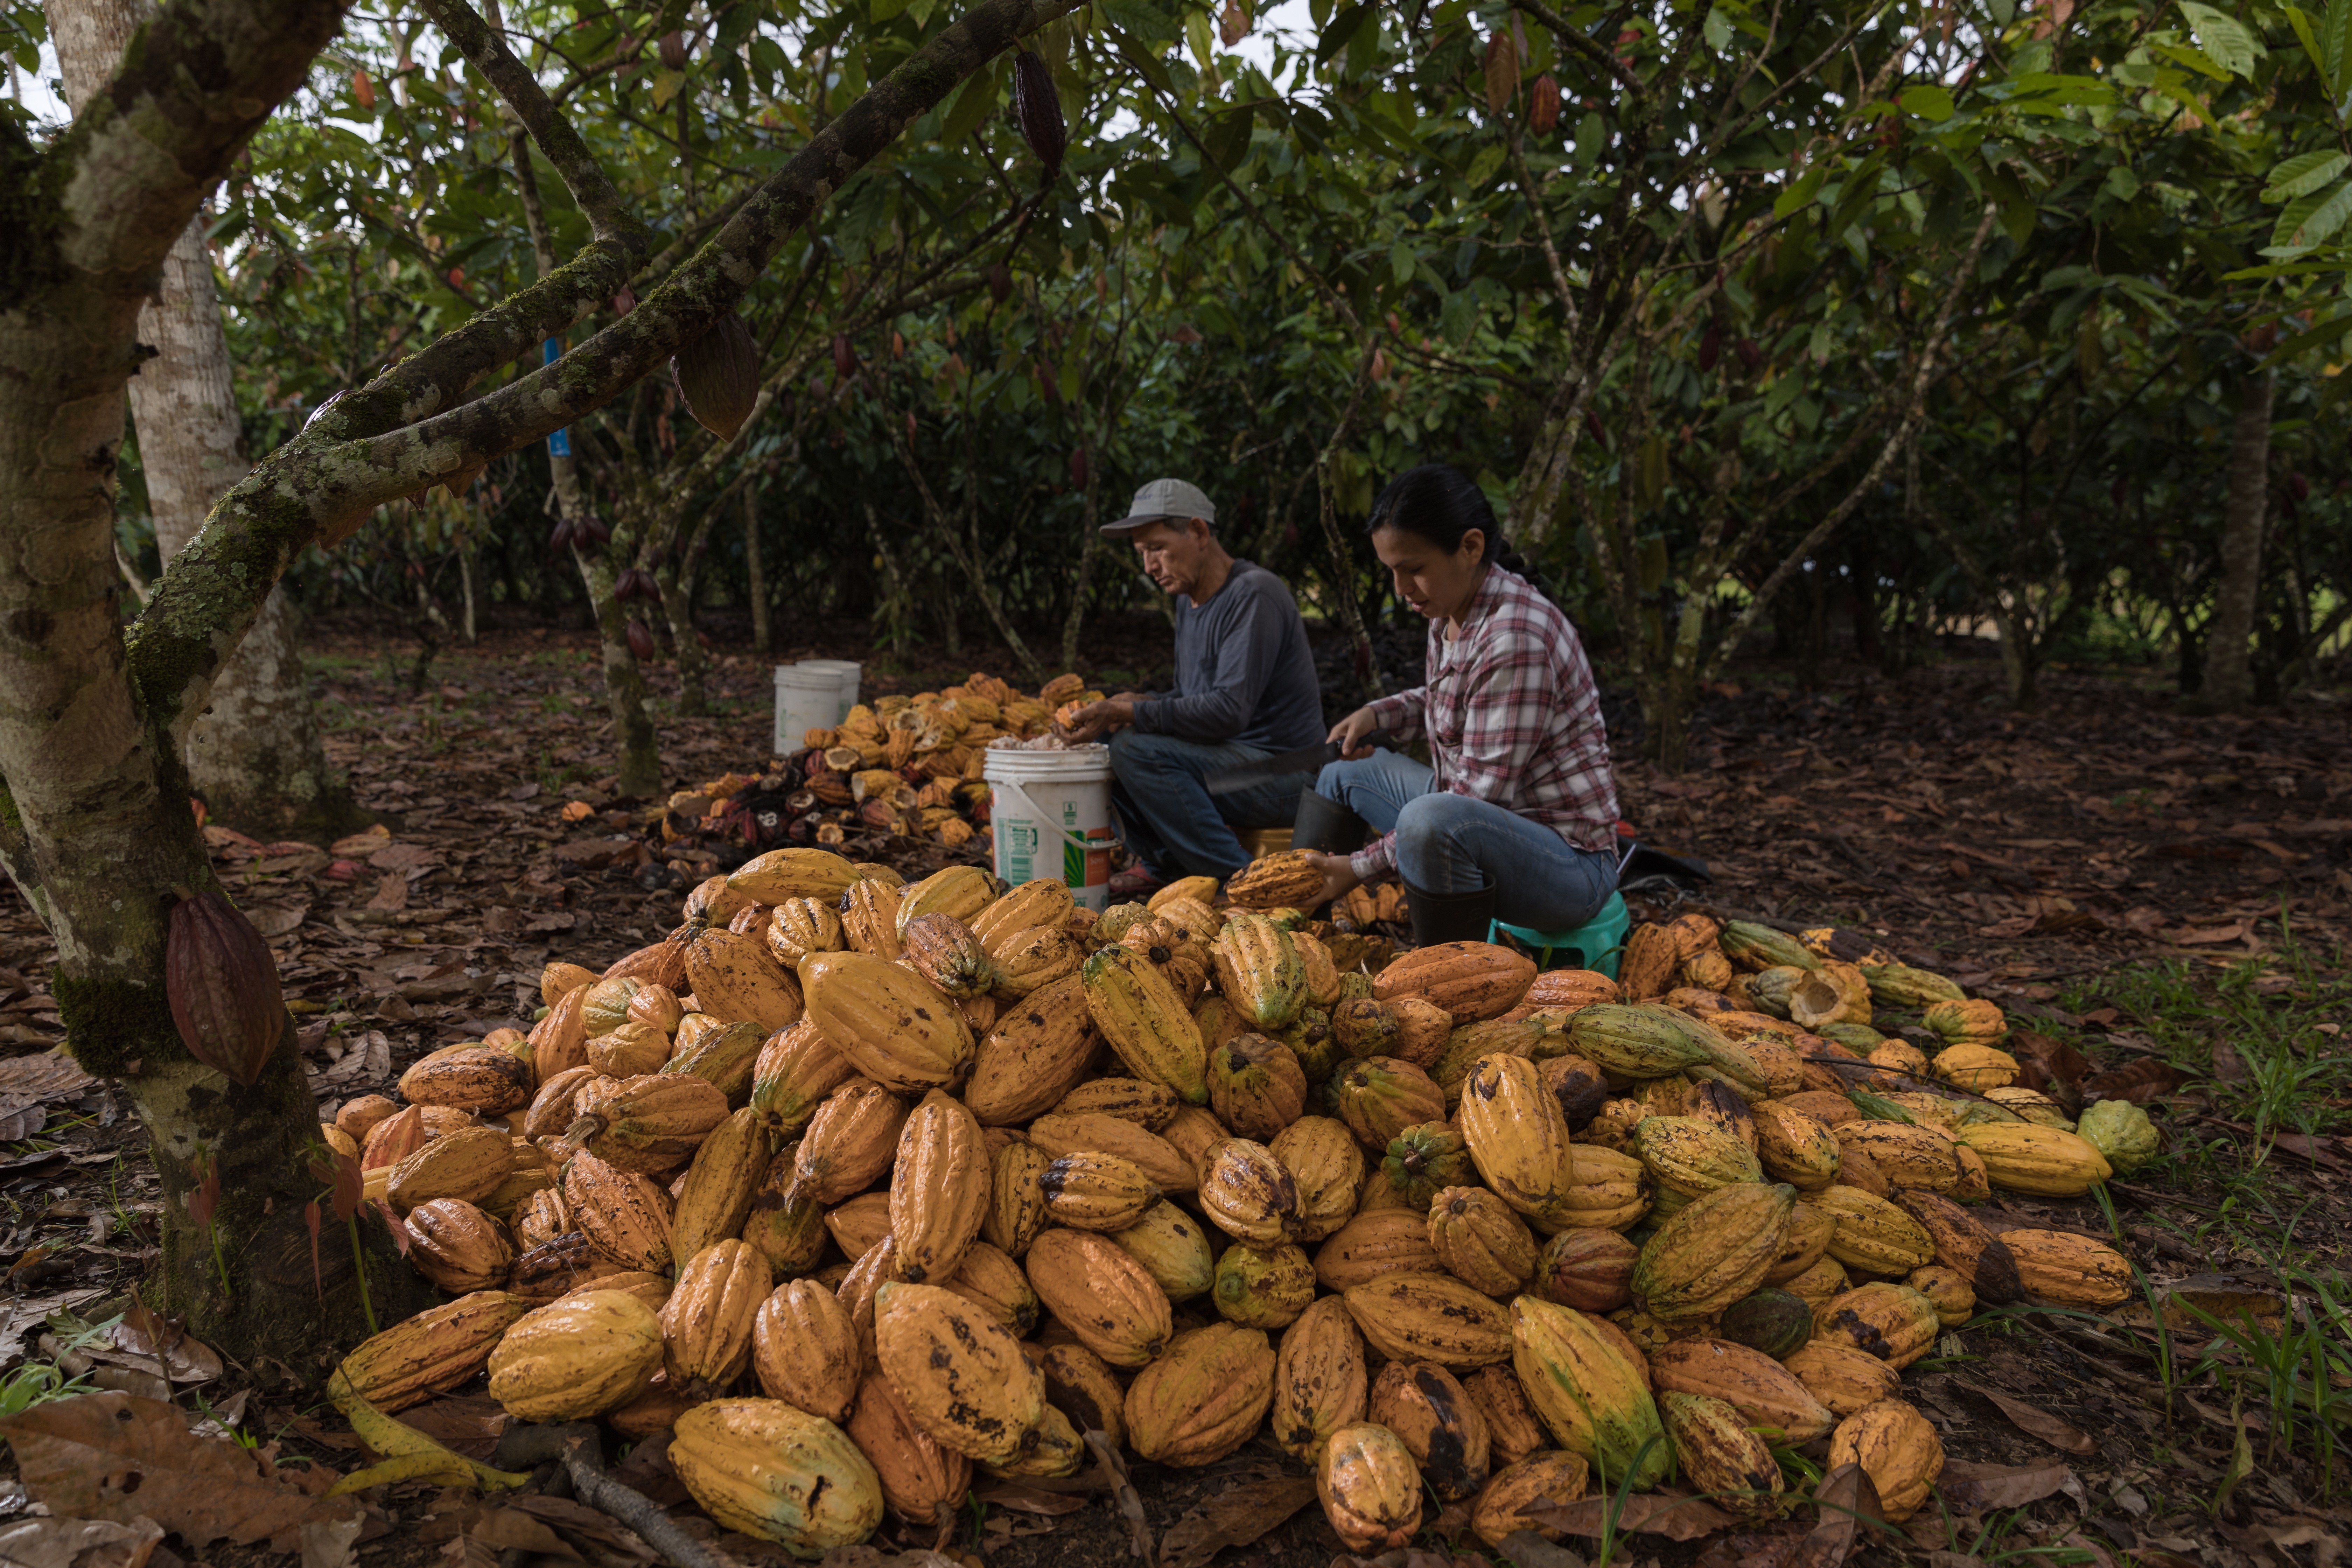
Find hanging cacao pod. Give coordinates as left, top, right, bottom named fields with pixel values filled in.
left=832, top=333, right=857, bottom=379
left=1528, top=72, right=1560, bottom=134
left=988, top=261, right=1013, bottom=304
left=165, top=891, right=286, bottom=1086
left=1011, top=50, right=1065, bottom=185
left=627, top=619, right=656, bottom=661
left=658, top=30, right=687, bottom=69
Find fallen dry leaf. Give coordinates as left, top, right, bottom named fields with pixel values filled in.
left=972, top=1480, right=1086, bottom=1517
left=2005, top=1030, right=2089, bottom=1087
left=398, top=1393, right=507, bottom=1461
left=1527, top=1489, right=1741, bottom=1542
left=1795, top=1462, right=1883, bottom=1568
left=1692, top=1525, right=1807, bottom=1568
left=1155, top=1475, right=1315, bottom=1568
left=0, top=1392, right=359, bottom=1552
left=0, top=1052, right=97, bottom=1099
left=1494, top=1533, right=1584, bottom=1568
left=0, top=1515, right=165, bottom=1568
left=2079, top=1058, right=2185, bottom=1104
left=1958, top=1385, right=2099, bottom=1457
left=1936, top=1458, right=2072, bottom=1512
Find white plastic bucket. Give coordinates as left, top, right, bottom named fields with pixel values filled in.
left=983, top=744, right=1116, bottom=910
left=775, top=665, right=842, bottom=754
left=797, top=659, right=862, bottom=722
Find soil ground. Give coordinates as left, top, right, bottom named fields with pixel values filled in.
left=1, top=614, right=2347, bottom=1568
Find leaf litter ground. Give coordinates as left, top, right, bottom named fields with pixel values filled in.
left=0, top=618, right=2346, bottom=1568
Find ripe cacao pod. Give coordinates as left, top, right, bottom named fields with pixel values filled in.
left=336, top=1290, right=532, bottom=1412
left=964, top=974, right=1097, bottom=1125
left=1369, top=1360, right=1491, bottom=1502
left=2001, top=1227, right=2133, bottom=1307
left=661, top=1239, right=771, bottom=1394
left=1106, top=1199, right=1217, bottom=1302
left=1374, top=941, right=1536, bottom=1022
left=671, top=1397, right=885, bottom=1552
left=1314, top=1207, right=1444, bottom=1291
left=1810, top=1281, right=1939, bottom=1367
left=1954, top=1122, right=2113, bottom=1196
left=1268, top=1114, right=1361, bottom=1242
left=752, top=1279, right=862, bottom=1423
left=1345, top=1273, right=1511, bottom=1368
left=1633, top=1181, right=1795, bottom=1321
left=1125, top=1322, right=1276, bottom=1466
left=1534, top=1228, right=1638, bottom=1312
left=1428, top=1186, right=1539, bottom=1297
left=1206, top=1034, right=1307, bottom=1141
left=1210, top=1242, right=1316, bottom=1329
left=1661, top=1390, right=1783, bottom=1519
left=1198, top=1138, right=1301, bottom=1244
left=564, top=1149, right=675, bottom=1273
left=1471, top=1450, right=1589, bottom=1548
left=489, top=1288, right=663, bottom=1421
left=1317, top=1423, right=1422, bottom=1551
left=406, top=1198, right=514, bottom=1294
left=1082, top=945, right=1209, bottom=1104
left=798, top=950, right=973, bottom=1092
left=1781, top=1341, right=1900, bottom=1416
left=1646, top=1337, right=1835, bottom=1441
left=1040, top=1151, right=1159, bottom=1232
left=1269, top=1294, right=1366, bottom=1462
left=981, top=1139, right=1050, bottom=1258
left=748, top=1021, right=857, bottom=1139
left=873, top=1281, right=1046, bottom=1465
left=672, top=311, right=759, bottom=440
left=1026, top=1227, right=1172, bottom=1366
left=888, top=1088, right=987, bottom=1284
left=1508, top=1296, right=1669, bottom=1490
left=1827, top=1398, right=1943, bottom=1521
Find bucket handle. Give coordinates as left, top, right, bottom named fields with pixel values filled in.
left=990, top=776, right=1124, bottom=872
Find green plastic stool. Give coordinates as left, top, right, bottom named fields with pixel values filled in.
left=1490, top=891, right=1632, bottom=979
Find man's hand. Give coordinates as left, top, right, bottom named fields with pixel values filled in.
left=1306, top=850, right=1363, bottom=909
left=1059, top=699, right=1135, bottom=742
left=1327, top=705, right=1381, bottom=760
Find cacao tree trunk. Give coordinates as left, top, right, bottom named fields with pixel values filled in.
left=8, top=0, right=430, bottom=1371
left=54, top=0, right=341, bottom=837
left=744, top=484, right=771, bottom=661
left=2202, top=369, right=2271, bottom=712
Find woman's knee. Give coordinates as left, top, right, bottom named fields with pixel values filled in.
left=1393, top=793, right=1469, bottom=864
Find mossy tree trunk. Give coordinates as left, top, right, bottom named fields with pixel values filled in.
left=1, top=0, right=1083, bottom=1368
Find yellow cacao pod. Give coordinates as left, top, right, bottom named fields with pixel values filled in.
left=1471, top=1451, right=1590, bottom=1549
left=1630, top=1181, right=1795, bottom=1322
left=2001, top=1227, right=2133, bottom=1307
left=1268, top=1294, right=1367, bottom=1462
left=1752, top=1101, right=1842, bottom=1191
left=489, top=1289, right=663, bottom=1421
left=1125, top=1322, right=1277, bottom=1466
left=1344, top=1273, right=1512, bottom=1368
left=1369, top=1360, right=1491, bottom=1503
left=563, top=1150, right=675, bottom=1273
left=1461, top=1364, right=1549, bottom=1469
left=1645, top=1338, right=1835, bottom=1442
left=660, top=1239, right=771, bottom=1394
left=798, top=950, right=973, bottom=1093
left=1314, top=1209, right=1444, bottom=1292
left=1456, top=1054, right=1577, bottom=1227
left=405, top=1199, right=514, bottom=1295
left=670, top=1106, right=770, bottom=1266
left=1661, top=1391, right=1784, bottom=1519
left=888, top=1088, right=987, bottom=1285
left=872, top=1280, right=1046, bottom=1466
left=1198, top=1138, right=1302, bottom=1245
left=1507, top=1296, right=1670, bottom=1490
left=752, top=1278, right=862, bottom=1423
left=1269, top=1115, right=1362, bottom=1243
left=1317, top=1423, right=1423, bottom=1552
left=981, top=1139, right=1050, bottom=1259
left=1953, top=1122, right=2112, bottom=1196
left=1810, top=1281, right=1940, bottom=1367
left=671, top=1397, right=884, bottom=1552
left=1026, top=1227, right=1172, bottom=1367
left=1827, top=1398, right=1943, bottom=1522
left=1081, top=946, right=1209, bottom=1104
left=1427, top=1186, right=1540, bottom=1298
left=1107, top=1199, right=1218, bottom=1303
left=1782, top=1340, right=1902, bottom=1416
left=1210, top=1242, right=1316, bottom=1330
left=336, top=1290, right=531, bottom=1412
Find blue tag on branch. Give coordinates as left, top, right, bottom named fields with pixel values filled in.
left=545, top=338, right=570, bottom=457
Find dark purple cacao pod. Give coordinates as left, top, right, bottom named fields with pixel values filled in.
left=647, top=545, right=669, bottom=570
left=1070, top=447, right=1088, bottom=490
left=1735, top=337, right=1764, bottom=374
left=1699, top=320, right=1721, bottom=372
left=166, top=892, right=286, bottom=1086
left=1011, top=50, right=1065, bottom=186
left=988, top=261, right=1013, bottom=304
left=580, top=515, right=611, bottom=546
left=2288, top=471, right=2310, bottom=502
left=658, top=30, right=688, bottom=69
left=550, top=519, right=575, bottom=552
left=626, top=619, right=656, bottom=661
left=672, top=310, right=760, bottom=440
left=832, top=333, right=857, bottom=380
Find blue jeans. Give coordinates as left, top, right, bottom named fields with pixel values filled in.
left=1108, top=730, right=1308, bottom=880
left=1315, top=750, right=1617, bottom=930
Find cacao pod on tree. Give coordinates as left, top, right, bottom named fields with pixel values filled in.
left=165, top=891, right=287, bottom=1086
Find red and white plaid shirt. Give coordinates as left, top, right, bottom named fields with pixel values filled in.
left=1350, top=565, right=1620, bottom=882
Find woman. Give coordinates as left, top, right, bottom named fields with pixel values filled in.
left=1302, top=464, right=1620, bottom=944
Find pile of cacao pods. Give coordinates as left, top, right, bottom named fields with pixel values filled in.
left=779, top=670, right=1107, bottom=850
left=320, top=845, right=2159, bottom=1558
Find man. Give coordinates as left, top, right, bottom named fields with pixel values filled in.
left=1060, top=478, right=1324, bottom=895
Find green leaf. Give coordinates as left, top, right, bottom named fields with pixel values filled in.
left=1390, top=240, right=1417, bottom=285
left=2262, top=150, right=2349, bottom=203
left=1464, top=143, right=1505, bottom=188
left=2285, top=6, right=2333, bottom=92
left=2269, top=176, right=2352, bottom=250
left=1315, top=1, right=1372, bottom=64
left=1703, top=7, right=1732, bottom=51
left=1109, top=26, right=1174, bottom=94
left=939, top=61, right=1000, bottom=140
left=649, top=68, right=688, bottom=109
left=2102, top=164, right=2142, bottom=202
left=2149, top=39, right=2231, bottom=79
left=1772, top=164, right=1827, bottom=218
left=1199, top=104, right=1251, bottom=170
left=1900, top=84, right=1954, bottom=120
left=2179, top=2, right=2266, bottom=77
left=2256, top=309, right=2352, bottom=368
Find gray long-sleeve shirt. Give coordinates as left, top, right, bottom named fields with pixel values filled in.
left=1131, top=559, right=1326, bottom=751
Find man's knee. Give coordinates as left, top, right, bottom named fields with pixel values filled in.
left=1108, top=727, right=1167, bottom=779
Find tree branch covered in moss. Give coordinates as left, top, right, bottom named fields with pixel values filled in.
left=123, top=0, right=1085, bottom=748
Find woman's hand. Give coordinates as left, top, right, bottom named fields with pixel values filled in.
left=1326, top=706, right=1381, bottom=760
left=1307, top=850, right=1363, bottom=910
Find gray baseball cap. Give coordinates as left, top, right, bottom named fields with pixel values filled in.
left=1103, top=477, right=1215, bottom=535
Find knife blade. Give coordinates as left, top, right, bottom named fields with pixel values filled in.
left=1202, top=733, right=1393, bottom=795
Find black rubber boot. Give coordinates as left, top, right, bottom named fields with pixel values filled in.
left=1405, top=877, right=1498, bottom=947
left=1291, top=790, right=1366, bottom=855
